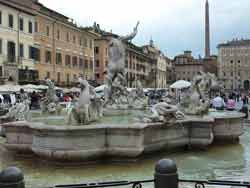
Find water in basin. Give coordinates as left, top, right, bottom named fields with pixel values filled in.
left=29, top=110, right=143, bottom=126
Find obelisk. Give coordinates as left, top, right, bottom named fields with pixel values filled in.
left=205, top=0, right=210, bottom=58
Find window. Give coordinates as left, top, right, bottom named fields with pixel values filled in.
left=56, top=53, right=62, bottom=64
left=7, top=41, right=16, bottom=62
left=9, top=14, right=14, bottom=28
left=0, top=11, right=2, bottom=25
left=73, top=74, right=77, bottom=81
left=57, top=30, right=60, bottom=40
left=46, top=26, right=50, bottom=36
left=46, top=72, right=50, bottom=78
left=96, top=73, right=100, bottom=79
left=19, top=18, right=24, bottom=31
left=72, top=56, right=77, bottom=67
left=0, top=39, right=2, bottom=54
left=29, top=46, right=40, bottom=61
left=105, top=61, right=108, bottom=67
left=19, top=44, right=24, bottom=58
left=85, top=60, right=88, bottom=68
left=28, top=21, right=33, bottom=33
left=238, top=60, right=241, bottom=64
left=230, top=60, right=233, bottom=64
left=57, top=72, right=61, bottom=83
left=84, top=38, right=88, bottom=47
left=35, top=21, right=38, bottom=32
left=65, top=55, right=71, bottom=67
left=79, top=38, right=82, bottom=46
left=73, top=36, right=76, bottom=43
left=66, top=73, right=70, bottom=84
left=79, top=58, right=83, bottom=68
left=66, top=32, right=69, bottom=42
left=90, top=60, right=93, bottom=69
left=95, top=47, right=99, bottom=54
left=45, top=51, right=51, bottom=63
left=89, top=40, right=92, bottom=49
left=96, top=60, right=100, bottom=67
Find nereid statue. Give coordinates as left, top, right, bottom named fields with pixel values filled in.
left=6, top=91, right=31, bottom=121
left=41, top=79, right=60, bottom=114
left=128, top=80, right=147, bottom=109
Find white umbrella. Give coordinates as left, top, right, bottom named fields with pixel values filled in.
left=36, top=85, right=48, bottom=90
left=170, top=80, right=191, bottom=89
left=95, top=85, right=107, bottom=92
left=0, top=84, right=21, bottom=92
left=70, top=87, right=80, bottom=92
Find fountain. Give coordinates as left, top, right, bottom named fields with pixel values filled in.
left=0, top=23, right=245, bottom=162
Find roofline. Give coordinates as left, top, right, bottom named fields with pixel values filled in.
left=0, top=0, right=36, bottom=16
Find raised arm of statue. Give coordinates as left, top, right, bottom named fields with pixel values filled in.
left=119, top=21, right=140, bottom=42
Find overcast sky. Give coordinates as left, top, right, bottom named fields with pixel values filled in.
left=39, top=0, right=250, bottom=58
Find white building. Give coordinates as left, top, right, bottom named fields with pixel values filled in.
left=0, top=1, right=36, bottom=82
left=218, top=39, right=250, bottom=90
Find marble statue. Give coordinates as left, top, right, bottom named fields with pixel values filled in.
left=104, top=22, right=139, bottom=109
left=141, top=102, right=185, bottom=123
left=66, top=78, right=103, bottom=125
left=128, top=80, right=147, bottom=109
left=6, top=91, right=31, bottom=121
left=179, top=71, right=218, bottom=115
left=41, top=79, right=60, bottom=114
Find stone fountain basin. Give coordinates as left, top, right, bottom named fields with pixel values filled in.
left=1, top=111, right=245, bottom=162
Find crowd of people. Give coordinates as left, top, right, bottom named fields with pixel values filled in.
left=212, top=91, right=249, bottom=117
left=0, top=89, right=81, bottom=111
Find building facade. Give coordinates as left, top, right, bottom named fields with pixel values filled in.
left=165, top=57, right=175, bottom=86
left=174, top=51, right=204, bottom=82
left=126, top=42, right=152, bottom=88
left=94, top=36, right=109, bottom=85
left=33, top=2, right=97, bottom=86
left=0, top=0, right=38, bottom=83
left=218, top=39, right=250, bottom=90
left=142, top=40, right=170, bottom=88
left=203, top=55, right=218, bottom=76
left=0, top=0, right=97, bottom=86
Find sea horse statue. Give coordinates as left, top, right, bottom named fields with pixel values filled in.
left=66, top=78, right=103, bottom=125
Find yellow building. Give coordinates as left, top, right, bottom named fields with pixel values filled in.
left=0, top=0, right=37, bottom=82
left=33, top=1, right=97, bottom=86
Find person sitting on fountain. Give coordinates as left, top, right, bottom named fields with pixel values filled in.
left=212, top=93, right=225, bottom=111
left=226, top=95, right=236, bottom=111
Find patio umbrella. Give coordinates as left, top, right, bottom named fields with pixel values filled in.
left=95, top=85, right=107, bottom=92
left=170, top=80, right=191, bottom=89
